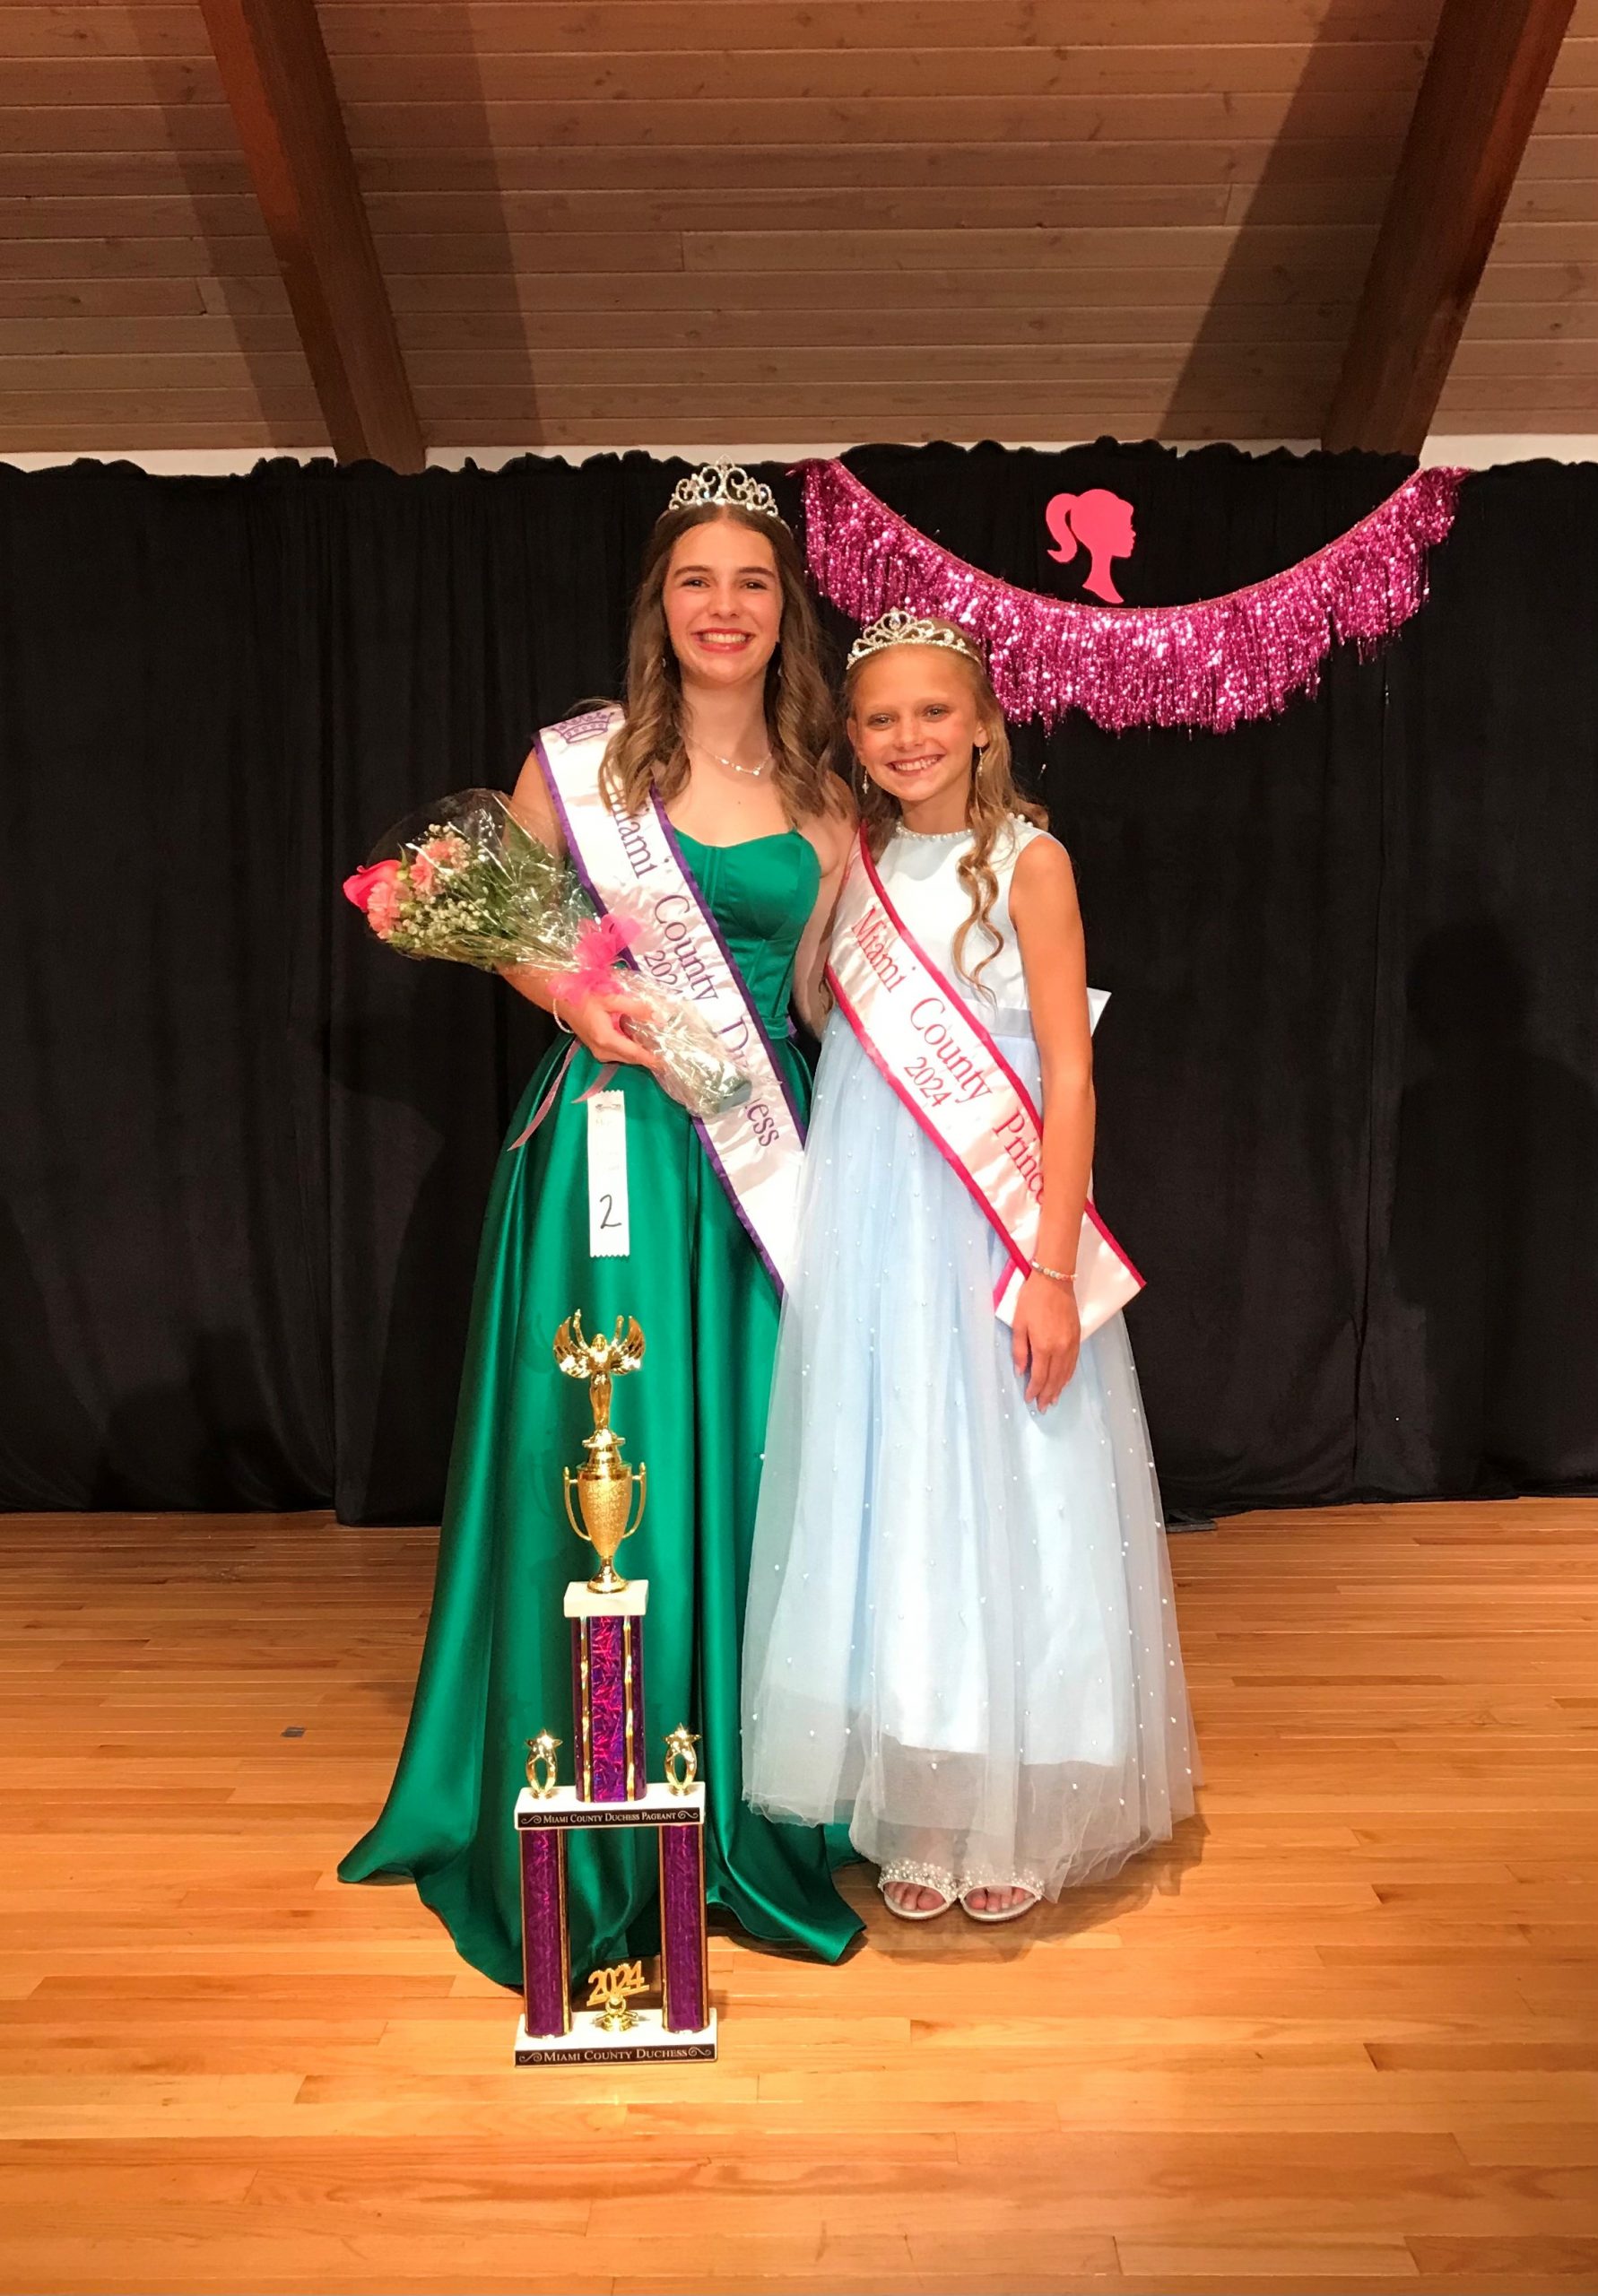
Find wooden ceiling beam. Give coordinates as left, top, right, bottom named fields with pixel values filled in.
left=1322, top=0, right=1576, bottom=455
left=196, top=0, right=423, bottom=470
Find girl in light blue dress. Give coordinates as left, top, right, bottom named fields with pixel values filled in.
left=743, top=614, right=1196, bottom=1922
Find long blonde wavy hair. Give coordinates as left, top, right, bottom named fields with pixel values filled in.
left=846, top=622, right=1047, bottom=992
left=599, top=504, right=842, bottom=823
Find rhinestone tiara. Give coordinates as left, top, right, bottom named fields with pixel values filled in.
left=665, top=463, right=784, bottom=521
left=846, top=609, right=986, bottom=672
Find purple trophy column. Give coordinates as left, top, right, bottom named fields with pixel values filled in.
left=571, top=1614, right=645, bottom=1800
left=520, top=1827, right=570, bottom=2038
left=627, top=1617, right=647, bottom=1798
left=658, top=1823, right=709, bottom=2033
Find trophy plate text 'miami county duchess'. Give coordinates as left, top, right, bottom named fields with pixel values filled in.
left=513, top=1311, right=716, bottom=2066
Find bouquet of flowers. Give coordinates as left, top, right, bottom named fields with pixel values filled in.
left=343, top=789, right=751, bottom=1118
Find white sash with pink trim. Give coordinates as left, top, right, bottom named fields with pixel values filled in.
left=825, top=831, right=1143, bottom=1338
left=537, top=707, right=805, bottom=1296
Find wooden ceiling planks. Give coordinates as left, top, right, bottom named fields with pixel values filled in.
left=0, top=0, right=1595, bottom=452
left=0, top=1, right=316, bottom=449
left=321, top=0, right=1412, bottom=446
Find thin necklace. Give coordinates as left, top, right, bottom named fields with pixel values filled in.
left=697, top=743, right=772, bottom=779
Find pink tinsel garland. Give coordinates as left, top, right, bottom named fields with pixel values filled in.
left=801, top=458, right=1468, bottom=734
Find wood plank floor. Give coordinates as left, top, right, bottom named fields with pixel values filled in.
left=0, top=1502, right=1595, bottom=2295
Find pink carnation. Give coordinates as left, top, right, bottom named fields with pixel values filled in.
left=366, top=877, right=404, bottom=936
left=407, top=834, right=467, bottom=900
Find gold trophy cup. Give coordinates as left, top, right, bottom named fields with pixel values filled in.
left=554, top=1311, right=648, bottom=1594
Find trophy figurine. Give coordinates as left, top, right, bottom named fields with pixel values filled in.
left=525, top=1733, right=560, bottom=1798
left=663, top=1726, right=699, bottom=1793
left=512, top=1309, right=716, bottom=2066
left=555, top=1311, right=647, bottom=1594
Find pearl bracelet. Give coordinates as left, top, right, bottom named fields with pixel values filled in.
left=1029, top=1257, right=1074, bottom=1284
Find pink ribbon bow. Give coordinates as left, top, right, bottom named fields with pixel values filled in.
left=551, top=911, right=638, bottom=1001
left=509, top=912, right=638, bottom=1151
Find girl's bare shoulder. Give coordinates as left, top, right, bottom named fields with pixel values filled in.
left=802, top=774, right=858, bottom=871
left=1010, top=827, right=1077, bottom=908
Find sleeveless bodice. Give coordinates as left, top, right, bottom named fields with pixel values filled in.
left=676, top=827, right=820, bottom=1031
left=876, top=817, right=1049, bottom=1023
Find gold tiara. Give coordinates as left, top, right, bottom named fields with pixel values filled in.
left=846, top=609, right=986, bottom=671
left=665, top=463, right=784, bottom=521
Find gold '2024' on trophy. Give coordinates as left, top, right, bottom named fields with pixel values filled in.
left=512, top=1310, right=716, bottom=2065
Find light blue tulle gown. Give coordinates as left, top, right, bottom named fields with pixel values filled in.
left=743, top=820, right=1197, bottom=1904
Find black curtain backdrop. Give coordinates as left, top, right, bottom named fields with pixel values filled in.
left=3, top=439, right=1596, bottom=1522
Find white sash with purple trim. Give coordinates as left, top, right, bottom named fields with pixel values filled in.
left=537, top=707, right=805, bottom=1297
left=825, top=831, right=1143, bottom=1338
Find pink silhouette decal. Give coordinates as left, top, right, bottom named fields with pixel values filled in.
left=1044, top=489, right=1137, bottom=604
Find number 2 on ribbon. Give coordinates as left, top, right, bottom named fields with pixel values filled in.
left=586, top=1091, right=630, bottom=1258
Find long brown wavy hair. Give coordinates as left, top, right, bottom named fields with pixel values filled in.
left=846, top=622, right=1047, bottom=993
left=599, top=504, right=842, bottom=823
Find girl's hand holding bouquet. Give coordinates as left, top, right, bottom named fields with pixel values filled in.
left=552, top=977, right=664, bottom=1074
left=343, top=789, right=751, bottom=1120
left=539, top=909, right=663, bottom=1074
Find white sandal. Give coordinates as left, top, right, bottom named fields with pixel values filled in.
left=878, top=1862, right=956, bottom=1921
left=960, top=1884, right=1041, bottom=1926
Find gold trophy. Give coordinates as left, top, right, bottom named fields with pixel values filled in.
left=554, top=1312, right=647, bottom=1594
left=514, top=1309, right=716, bottom=2066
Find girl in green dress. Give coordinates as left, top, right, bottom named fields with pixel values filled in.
left=340, top=472, right=862, bottom=1987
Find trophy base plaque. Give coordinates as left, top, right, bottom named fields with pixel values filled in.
left=514, top=2005, right=718, bottom=2066
left=517, top=1780, right=704, bottom=1830
left=516, top=1779, right=716, bottom=2065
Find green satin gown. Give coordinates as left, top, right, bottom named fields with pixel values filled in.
left=340, top=828, right=863, bottom=1987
